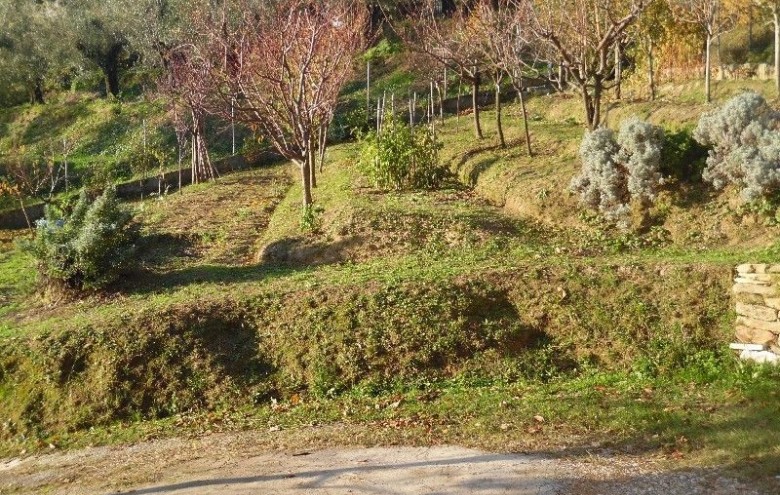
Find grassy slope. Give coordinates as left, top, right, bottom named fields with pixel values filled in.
left=445, top=79, right=780, bottom=248
left=0, top=92, right=247, bottom=212
left=0, top=94, right=168, bottom=182
left=0, top=79, right=779, bottom=485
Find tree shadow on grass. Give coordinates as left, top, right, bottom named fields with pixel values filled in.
left=447, top=143, right=501, bottom=173
left=463, top=157, right=499, bottom=187
left=116, top=262, right=306, bottom=296
left=105, top=453, right=557, bottom=495
left=446, top=137, right=534, bottom=188
left=119, top=235, right=370, bottom=295
left=104, top=421, right=780, bottom=495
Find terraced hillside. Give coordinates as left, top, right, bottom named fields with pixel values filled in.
left=0, top=80, right=779, bottom=490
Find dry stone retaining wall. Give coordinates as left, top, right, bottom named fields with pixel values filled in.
left=732, top=264, right=780, bottom=364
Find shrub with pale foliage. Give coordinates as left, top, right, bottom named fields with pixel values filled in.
left=694, top=91, right=780, bottom=201
left=571, top=117, right=664, bottom=229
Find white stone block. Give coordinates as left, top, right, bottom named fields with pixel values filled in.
left=730, top=343, right=766, bottom=351
left=739, top=349, right=780, bottom=365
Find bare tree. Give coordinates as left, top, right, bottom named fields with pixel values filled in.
left=472, top=0, right=535, bottom=154
left=0, top=148, right=63, bottom=230
left=754, top=0, right=780, bottom=98
left=398, top=0, right=487, bottom=139
left=673, top=0, right=736, bottom=103
left=530, top=0, right=649, bottom=129
left=632, top=0, right=673, bottom=101
left=159, top=43, right=217, bottom=184
left=212, top=0, right=367, bottom=210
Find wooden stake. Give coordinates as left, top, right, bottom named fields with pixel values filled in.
left=366, top=60, right=371, bottom=123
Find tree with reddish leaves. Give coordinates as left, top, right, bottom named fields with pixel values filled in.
left=211, top=0, right=368, bottom=211
left=0, top=147, right=63, bottom=230
left=159, top=42, right=217, bottom=185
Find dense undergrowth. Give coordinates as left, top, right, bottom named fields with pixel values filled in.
left=0, top=79, right=779, bottom=485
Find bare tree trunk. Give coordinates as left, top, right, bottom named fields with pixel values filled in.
left=436, top=81, right=444, bottom=120
left=309, top=134, right=317, bottom=189
left=582, top=79, right=602, bottom=131
left=647, top=38, right=656, bottom=101
left=376, top=99, right=382, bottom=133
left=427, top=83, right=432, bottom=124
left=191, top=130, right=199, bottom=185
left=318, top=124, right=328, bottom=174
left=775, top=11, right=780, bottom=98
left=299, top=158, right=313, bottom=209
left=494, top=78, right=505, bottom=148
left=18, top=197, right=32, bottom=232
left=592, top=80, right=602, bottom=129
left=192, top=115, right=200, bottom=185
left=512, top=78, right=533, bottom=157
left=705, top=32, right=712, bottom=103
left=583, top=89, right=594, bottom=130
left=32, top=78, right=45, bottom=104
left=456, top=79, right=461, bottom=121
left=472, top=75, right=483, bottom=139
left=63, top=140, right=69, bottom=193
left=204, top=146, right=216, bottom=181
left=615, top=42, right=623, bottom=100
left=558, top=62, right=566, bottom=91
left=409, top=94, right=415, bottom=131
left=191, top=114, right=216, bottom=184
left=309, top=153, right=317, bottom=189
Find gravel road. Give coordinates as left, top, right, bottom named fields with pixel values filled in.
left=0, top=430, right=774, bottom=494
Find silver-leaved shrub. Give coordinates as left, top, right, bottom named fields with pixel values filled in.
left=571, top=117, right=664, bottom=229
left=694, top=91, right=780, bottom=200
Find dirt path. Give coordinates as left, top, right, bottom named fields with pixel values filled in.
left=0, top=429, right=772, bottom=495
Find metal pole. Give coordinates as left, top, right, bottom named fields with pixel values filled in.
left=231, top=97, right=236, bottom=155
left=62, top=138, right=68, bottom=193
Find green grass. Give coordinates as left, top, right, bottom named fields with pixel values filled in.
left=0, top=78, right=779, bottom=489
left=12, top=363, right=779, bottom=488
left=0, top=235, right=35, bottom=325
left=0, top=92, right=254, bottom=213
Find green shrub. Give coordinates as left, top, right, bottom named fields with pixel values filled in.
left=660, top=128, right=708, bottom=182
left=362, top=39, right=402, bottom=62
left=25, top=186, right=136, bottom=290
left=358, top=116, right=446, bottom=190
left=329, top=105, right=368, bottom=142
